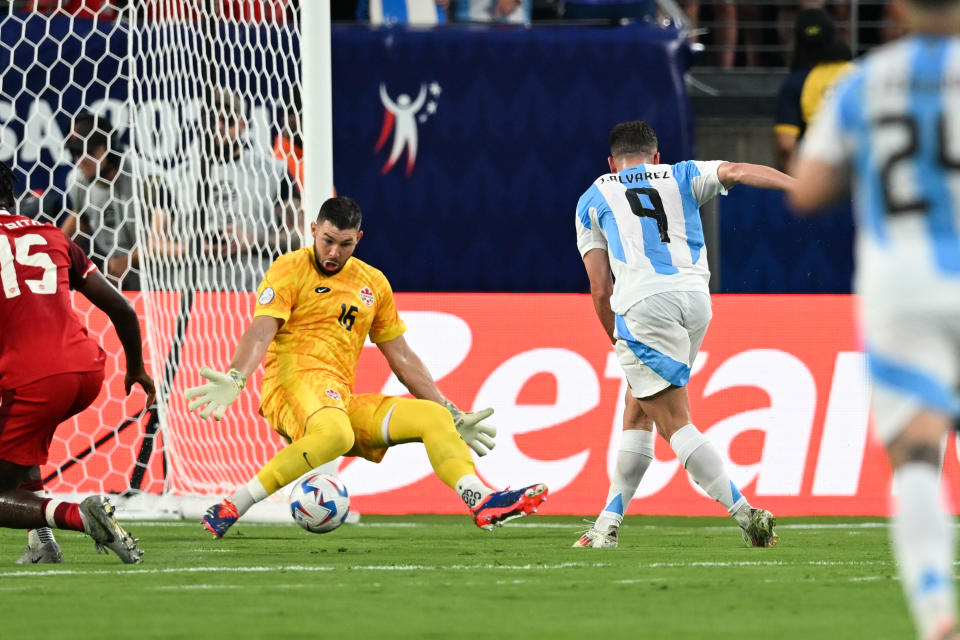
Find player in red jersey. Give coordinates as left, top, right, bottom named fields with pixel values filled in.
left=0, top=161, right=155, bottom=564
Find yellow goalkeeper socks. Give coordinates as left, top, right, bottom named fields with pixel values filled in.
left=256, top=408, right=354, bottom=495
left=386, top=398, right=475, bottom=490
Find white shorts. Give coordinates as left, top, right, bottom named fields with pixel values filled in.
left=861, top=297, right=960, bottom=443
left=614, top=291, right=711, bottom=398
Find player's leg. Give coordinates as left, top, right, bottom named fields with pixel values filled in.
left=574, top=391, right=654, bottom=548
left=203, top=390, right=354, bottom=538
left=15, top=467, right=61, bottom=564
left=869, top=334, right=959, bottom=640
left=0, top=370, right=142, bottom=563
left=349, top=394, right=548, bottom=530
left=616, top=292, right=776, bottom=547
left=885, top=409, right=956, bottom=640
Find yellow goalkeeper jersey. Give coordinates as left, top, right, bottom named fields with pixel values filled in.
left=253, top=247, right=407, bottom=394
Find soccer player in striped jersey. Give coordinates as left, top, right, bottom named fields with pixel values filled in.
left=573, top=121, right=795, bottom=549
left=792, top=2, right=960, bottom=637
left=186, top=196, right=547, bottom=536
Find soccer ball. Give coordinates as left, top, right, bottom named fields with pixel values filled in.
left=289, top=473, right=350, bottom=534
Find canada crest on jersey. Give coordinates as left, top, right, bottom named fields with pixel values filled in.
left=359, top=286, right=375, bottom=307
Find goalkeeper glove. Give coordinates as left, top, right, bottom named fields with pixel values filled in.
left=184, top=366, right=246, bottom=420
left=444, top=401, right=496, bottom=457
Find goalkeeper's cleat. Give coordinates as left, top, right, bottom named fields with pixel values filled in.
left=472, top=483, right=548, bottom=531
left=202, top=498, right=240, bottom=539
left=79, top=496, right=143, bottom=564
left=572, top=526, right=619, bottom=549
left=16, top=540, right=63, bottom=564
left=740, top=507, right=778, bottom=548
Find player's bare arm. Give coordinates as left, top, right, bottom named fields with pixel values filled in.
left=376, top=334, right=447, bottom=404
left=717, top=162, right=798, bottom=192
left=377, top=333, right=497, bottom=456
left=788, top=156, right=847, bottom=215
left=229, top=315, right=283, bottom=380
left=582, top=248, right=616, bottom=345
left=77, top=269, right=156, bottom=407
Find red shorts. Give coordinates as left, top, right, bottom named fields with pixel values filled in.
left=0, top=368, right=105, bottom=466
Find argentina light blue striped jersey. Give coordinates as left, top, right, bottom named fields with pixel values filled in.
left=575, top=161, right=727, bottom=314
left=801, top=35, right=960, bottom=308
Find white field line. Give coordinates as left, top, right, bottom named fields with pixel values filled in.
left=152, top=584, right=243, bottom=590
left=126, top=521, right=898, bottom=531
left=0, top=562, right=614, bottom=578
left=0, top=558, right=919, bottom=579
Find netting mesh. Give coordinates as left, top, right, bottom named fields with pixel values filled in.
left=1, top=1, right=307, bottom=505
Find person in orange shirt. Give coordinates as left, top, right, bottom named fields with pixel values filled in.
left=273, top=92, right=303, bottom=193
left=185, top=196, right=547, bottom=536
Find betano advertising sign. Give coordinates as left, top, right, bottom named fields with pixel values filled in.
left=50, top=293, right=958, bottom=517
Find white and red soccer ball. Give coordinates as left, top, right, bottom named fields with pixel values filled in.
left=289, top=473, right=350, bottom=534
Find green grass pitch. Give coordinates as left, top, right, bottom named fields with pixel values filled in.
left=0, top=515, right=926, bottom=639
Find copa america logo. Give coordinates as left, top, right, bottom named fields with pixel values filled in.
left=374, top=81, right=441, bottom=177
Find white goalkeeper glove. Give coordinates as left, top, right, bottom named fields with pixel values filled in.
left=444, top=401, right=496, bottom=457
left=184, top=366, right=246, bottom=420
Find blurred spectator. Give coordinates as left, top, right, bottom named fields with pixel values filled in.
left=169, top=87, right=303, bottom=291
left=560, top=0, right=656, bottom=21
left=273, top=90, right=303, bottom=193
left=141, top=0, right=290, bottom=22
left=357, top=0, right=449, bottom=24
left=682, top=0, right=737, bottom=68
left=61, top=113, right=171, bottom=291
left=773, top=8, right=855, bottom=171
left=778, top=2, right=851, bottom=61
left=452, top=0, right=530, bottom=23
left=18, top=188, right=67, bottom=226
left=22, top=0, right=117, bottom=18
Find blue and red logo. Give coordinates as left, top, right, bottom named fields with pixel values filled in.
left=374, top=81, right=442, bottom=177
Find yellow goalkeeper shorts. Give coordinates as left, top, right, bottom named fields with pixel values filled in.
left=259, top=375, right=395, bottom=464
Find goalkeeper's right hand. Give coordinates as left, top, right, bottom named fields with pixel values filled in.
left=184, top=366, right=246, bottom=420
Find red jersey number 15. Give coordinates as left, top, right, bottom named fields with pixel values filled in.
left=0, top=234, right=57, bottom=298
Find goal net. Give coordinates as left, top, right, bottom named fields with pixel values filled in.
left=0, top=1, right=325, bottom=519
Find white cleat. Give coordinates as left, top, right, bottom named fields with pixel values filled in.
left=741, top=508, right=778, bottom=548
left=16, top=540, right=63, bottom=564
left=79, top=496, right=143, bottom=564
left=572, top=527, right=619, bottom=549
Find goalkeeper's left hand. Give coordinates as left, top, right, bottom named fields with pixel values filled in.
left=445, top=401, right=496, bottom=457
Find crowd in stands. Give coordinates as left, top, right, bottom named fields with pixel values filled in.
left=13, top=0, right=902, bottom=68
left=39, top=87, right=303, bottom=292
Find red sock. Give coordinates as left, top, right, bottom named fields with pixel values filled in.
left=40, top=498, right=85, bottom=532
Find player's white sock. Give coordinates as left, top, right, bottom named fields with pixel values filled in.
left=670, top=424, right=750, bottom=526
left=594, top=429, right=655, bottom=532
left=29, top=490, right=55, bottom=544
left=456, top=474, right=493, bottom=510
left=230, top=476, right=269, bottom=517
left=891, top=462, right=957, bottom=640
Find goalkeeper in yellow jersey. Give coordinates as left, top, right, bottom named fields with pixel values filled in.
left=185, top=196, right=547, bottom=536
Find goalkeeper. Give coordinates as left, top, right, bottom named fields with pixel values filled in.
left=186, top=196, right=547, bottom=536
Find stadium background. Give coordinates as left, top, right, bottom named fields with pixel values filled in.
left=1, top=3, right=948, bottom=518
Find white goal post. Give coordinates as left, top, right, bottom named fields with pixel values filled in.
left=0, top=1, right=331, bottom=521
